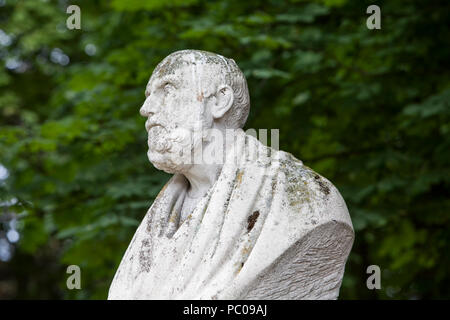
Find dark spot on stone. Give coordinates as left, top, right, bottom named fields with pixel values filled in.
left=247, top=211, right=260, bottom=232
left=139, top=239, right=152, bottom=272
left=314, top=174, right=330, bottom=195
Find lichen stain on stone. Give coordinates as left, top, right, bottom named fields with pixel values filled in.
left=235, top=170, right=244, bottom=187
left=247, top=210, right=260, bottom=232
left=314, top=174, right=330, bottom=195
left=154, top=57, right=187, bottom=78
left=285, top=174, right=313, bottom=208
left=280, top=157, right=329, bottom=210
left=154, top=50, right=237, bottom=80
left=139, top=239, right=152, bottom=272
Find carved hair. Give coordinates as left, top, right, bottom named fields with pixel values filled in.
left=154, top=50, right=250, bottom=129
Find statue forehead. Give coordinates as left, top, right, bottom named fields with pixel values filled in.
left=149, top=50, right=229, bottom=83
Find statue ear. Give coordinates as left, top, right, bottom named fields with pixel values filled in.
left=212, top=85, right=234, bottom=120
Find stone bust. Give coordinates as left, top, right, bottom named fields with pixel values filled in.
left=108, top=50, right=354, bottom=300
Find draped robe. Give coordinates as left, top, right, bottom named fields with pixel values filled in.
left=108, top=130, right=354, bottom=299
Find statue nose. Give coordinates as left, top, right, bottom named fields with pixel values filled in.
left=140, top=97, right=157, bottom=117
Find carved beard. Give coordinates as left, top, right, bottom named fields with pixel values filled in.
left=147, top=125, right=203, bottom=174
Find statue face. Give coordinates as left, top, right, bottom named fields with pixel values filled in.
left=140, top=63, right=213, bottom=174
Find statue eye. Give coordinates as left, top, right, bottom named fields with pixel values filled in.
left=163, top=82, right=175, bottom=93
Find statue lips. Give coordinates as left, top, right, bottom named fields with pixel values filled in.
left=145, top=119, right=163, bottom=132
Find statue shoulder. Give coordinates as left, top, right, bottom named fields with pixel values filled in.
left=275, top=150, right=353, bottom=231
left=237, top=135, right=353, bottom=230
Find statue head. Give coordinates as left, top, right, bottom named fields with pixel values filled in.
left=140, top=50, right=250, bottom=174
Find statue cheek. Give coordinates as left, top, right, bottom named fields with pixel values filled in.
left=161, top=95, right=178, bottom=118
left=177, top=95, right=194, bottom=115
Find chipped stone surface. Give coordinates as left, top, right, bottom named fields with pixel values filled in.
left=108, top=50, right=354, bottom=300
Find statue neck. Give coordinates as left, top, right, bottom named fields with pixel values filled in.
left=181, top=126, right=238, bottom=199
left=183, top=163, right=222, bottom=199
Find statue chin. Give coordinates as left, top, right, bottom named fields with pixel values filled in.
left=147, top=126, right=204, bottom=174
left=147, top=149, right=193, bottom=174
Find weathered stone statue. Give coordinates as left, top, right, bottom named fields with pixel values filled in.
left=108, top=50, right=354, bottom=300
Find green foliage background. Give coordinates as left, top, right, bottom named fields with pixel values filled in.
left=0, top=0, right=449, bottom=299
